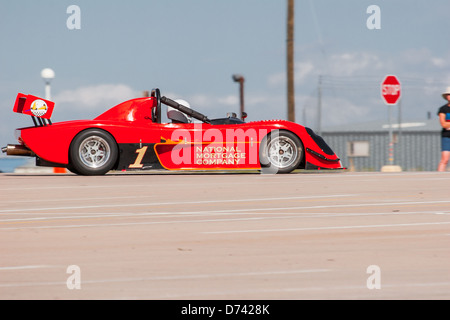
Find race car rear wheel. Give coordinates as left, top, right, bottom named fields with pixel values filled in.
left=259, top=131, right=303, bottom=174
left=69, top=129, right=118, bottom=176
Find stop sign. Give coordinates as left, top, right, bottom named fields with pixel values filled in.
left=381, top=75, right=401, bottom=105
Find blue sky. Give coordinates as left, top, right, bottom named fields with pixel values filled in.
left=1, top=0, right=450, bottom=150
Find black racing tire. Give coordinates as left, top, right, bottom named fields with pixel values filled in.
left=69, top=129, right=118, bottom=176
left=66, top=164, right=80, bottom=175
left=259, top=130, right=303, bottom=174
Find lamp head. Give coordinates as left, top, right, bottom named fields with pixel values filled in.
left=41, top=68, right=55, bottom=81
left=232, top=74, right=244, bottom=82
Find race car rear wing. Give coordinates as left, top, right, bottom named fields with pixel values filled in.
left=13, top=93, right=55, bottom=126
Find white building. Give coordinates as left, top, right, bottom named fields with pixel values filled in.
left=321, top=119, right=443, bottom=171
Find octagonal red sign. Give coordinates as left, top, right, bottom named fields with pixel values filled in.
left=381, top=75, right=401, bottom=105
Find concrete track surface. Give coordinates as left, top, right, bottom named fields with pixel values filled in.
left=0, top=170, right=449, bottom=300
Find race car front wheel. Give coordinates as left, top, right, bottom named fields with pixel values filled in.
left=259, top=130, right=303, bottom=174
left=69, top=129, right=118, bottom=175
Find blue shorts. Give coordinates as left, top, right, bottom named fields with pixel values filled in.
left=442, top=137, right=450, bottom=151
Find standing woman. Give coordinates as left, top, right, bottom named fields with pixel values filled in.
left=437, top=87, right=450, bottom=171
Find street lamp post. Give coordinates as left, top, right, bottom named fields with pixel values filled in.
left=232, top=74, right=245, bottom=120
left=41, top=68, right=55, bottom=100
left=40, top=68, right=64, bottom=173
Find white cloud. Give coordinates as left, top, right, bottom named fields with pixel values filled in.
left=431, top=57, right=447, bottom=68
left=217, top=95, right=238, bottom=106
left=399, top=48, right=450, bottom=70
left=267, top=51, right=385, bottom=89
left=184, top=94, right=210, bottom=108
left=295, top=61, right=316, bottom=82
left=53, top=84, right=140, bottom=109
left=328, top=52, right=383, bottom=76
left=162, top=93, right=240, bottom=119
left=267, top=72, right=285, bottom=87
left=176, top=94, right=238, bottom=110
left=299, top=94, right=373, bottom=130
left=400, top=48, right=433, bottom=65
left=267, top=61, right=315, bottom=87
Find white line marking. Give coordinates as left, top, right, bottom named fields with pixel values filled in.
left=1, top=209, right=450, bottom=223
left=2, top=214, right=450, bottom=231
left=0, top=265, right=54, bottom=271
left=0, top=269, right=330, bottom=288
left=0, top=216, right=298, bottom=230
left=0, top=194, right=357, bottom=214
left=203, top=221, right=450, bottom=234
left=2, top=198, right=450, bottom=217
left=0, top=178, right=333, bottom=191
left=152, top=281, right=450, bottom=299
left=0, top=195, right=153, bottom=204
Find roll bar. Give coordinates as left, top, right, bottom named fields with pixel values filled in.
left=161, top=96, right=211, bottom=124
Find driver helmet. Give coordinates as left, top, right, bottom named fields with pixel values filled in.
left=167, top=99, right=192, bottom=123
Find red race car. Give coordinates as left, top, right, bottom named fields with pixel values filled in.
left=2, top=89, right=344, bottom=175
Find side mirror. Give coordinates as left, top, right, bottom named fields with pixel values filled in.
left=241, top=112, right=247, bottom=121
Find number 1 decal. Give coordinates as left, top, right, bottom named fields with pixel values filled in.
left=129, top=146, right=148, bottom=168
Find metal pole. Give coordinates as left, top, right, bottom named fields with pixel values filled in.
left=239, top=78, right=244, bottom=119
left=45, top=82, right=51, bottom=100
left=287, top=0, right=295, bottom=122
left=388, top=104, right=394, bottom=165
left=232, top=74, right=245, bottom=119
left=397, top=97, right=402, bottom=139
left=397, top=98, right=401, bottom=166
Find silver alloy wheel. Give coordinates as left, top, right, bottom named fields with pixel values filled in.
left=267, top=136, right=298, bottom=169
left=78, top=135, right=111, bottom=169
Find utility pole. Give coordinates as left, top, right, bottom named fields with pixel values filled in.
left=287, top=0, right=295, bottom=122
left=317, top=75, right=322, bottom=135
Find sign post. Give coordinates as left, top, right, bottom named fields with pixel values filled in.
left=381, top=75, right=402, bottom=172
